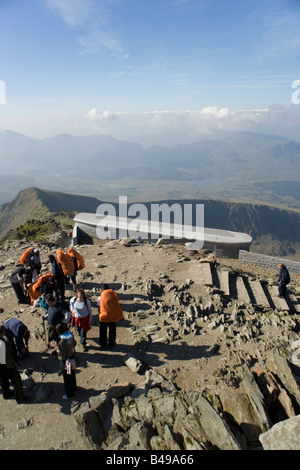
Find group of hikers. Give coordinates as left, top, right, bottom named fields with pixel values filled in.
left=0, top=246, right=123, bottom=403
left=0, top=244, right=292, bottom=404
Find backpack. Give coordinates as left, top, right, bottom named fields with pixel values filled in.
left=20, top=247, right=35, bottom=266
left=67, top=248, right=85, bottom=270
left=283, top=267, right=290, bottom=285
left=56, top=250, right=75, bottom=276
left=33, top=273, right=54, bottom=294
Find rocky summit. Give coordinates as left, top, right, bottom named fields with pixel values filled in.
left=0, top=234, right=300, bottom=451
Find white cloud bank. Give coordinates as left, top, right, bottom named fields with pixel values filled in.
left=82, top=105, right=300, bottom=144
left=1, top=104, right=300, bottom=145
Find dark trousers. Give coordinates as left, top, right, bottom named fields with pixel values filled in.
left=55, top=280, right=65, bottom=302
left=7, top=337, right=27, bottom=361
left=7, top=327, right=28, bottom=361
left=60, top=360, right=77, bottom=398
left=11, top=282, right=27, bottom=303
left=99, top=322, right=116, bottom=348
left=0, top=364, right=25, bottom=403
left=279, top=283, right=287, bottom=298
left=47, top=324, right=60, bottom=344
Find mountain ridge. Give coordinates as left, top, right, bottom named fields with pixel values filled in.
left=1, top=187, right=300, bottom=259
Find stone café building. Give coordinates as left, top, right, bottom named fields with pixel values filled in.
left=72, top=212, right=253, bottom=259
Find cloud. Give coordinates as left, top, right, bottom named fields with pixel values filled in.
left=86, top=108, right=117, bottom=121
left=45, top=0, right=124, bottom=55
left=254, top=1, right=300, bottom=60
left=82, top=105, right=300, bottom=143
left=45, top=0, right=95, bottom=27
left=3, top=104, right=300, bottom=144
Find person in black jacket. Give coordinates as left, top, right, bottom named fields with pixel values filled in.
left=49, top=255, right=65, bottom=302
left=278, top=263, right=290, bottom=298
left=0, top=323, right=26, bottom=403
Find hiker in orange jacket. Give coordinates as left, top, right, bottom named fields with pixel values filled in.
left=97, top=284, right=123, bottom=349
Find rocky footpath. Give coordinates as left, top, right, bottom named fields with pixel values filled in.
left=0, top=237, right=300, bottom=450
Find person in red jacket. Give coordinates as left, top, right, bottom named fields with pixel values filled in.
left=97, top=284, right=123, bottom=349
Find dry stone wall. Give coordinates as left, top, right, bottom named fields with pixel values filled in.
left=239, top=250, right=300, bottom=274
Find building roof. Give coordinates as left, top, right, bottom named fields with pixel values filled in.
left=74, top=212, right=252, bottom=246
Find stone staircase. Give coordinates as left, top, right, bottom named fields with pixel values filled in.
left=189, top=261, right=300, bottom=314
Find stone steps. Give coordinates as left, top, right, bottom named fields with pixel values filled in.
left=236, top=276, right=252, bottom=304
left=270, top=286, right=290, bottom=312
left=219, top=270, right=230, bottom=297
left=248, top=280, right=271, bottom=309
left=193, top=262, right=299, bottom=313
left=286, top=292, right=300, bottom=313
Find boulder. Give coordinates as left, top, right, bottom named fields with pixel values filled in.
left=194, top=394, right=242, bottom=450
left=73, top=402, right=103, bottom=450
left=266, top=353, right=300, bottom=413
left=259, top=415, right=300, bottom=450
left=128, top=420, right=156, bottom=450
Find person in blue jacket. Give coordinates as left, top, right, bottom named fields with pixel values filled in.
left=3, top=318, right=30, bottom=361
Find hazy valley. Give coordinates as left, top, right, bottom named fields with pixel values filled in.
left=0, top=129, right=300, bottom=210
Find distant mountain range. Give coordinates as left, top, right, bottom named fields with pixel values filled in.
left=0, top=129, right=300, bottom=208
left=1, top=187, right=300, bottom=260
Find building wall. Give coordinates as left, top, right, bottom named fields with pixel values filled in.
left=239, top=250, right=300, bottom=274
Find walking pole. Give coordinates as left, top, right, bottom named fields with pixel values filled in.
left=42, top=318, right=49, bottom=349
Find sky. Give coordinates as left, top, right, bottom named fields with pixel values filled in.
left=0, top=0, right=300, bottom=143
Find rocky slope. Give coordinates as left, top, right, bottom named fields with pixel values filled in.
left=0, top=235, right=300, bottom=451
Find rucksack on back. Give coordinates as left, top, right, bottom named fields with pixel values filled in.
left=56, top=250, right=75, bottom=276
left=33, top=273, right=54, bottom=293
left=20, top=247, right=35, bottom=265
left=284, top=269, right=290, bottom=285
left=67, top=248, right=85, bottom=270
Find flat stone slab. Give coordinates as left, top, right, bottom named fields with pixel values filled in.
left=236, top=276, right=251, bottom=304
left=219, top=270, right=230, bottom=296
left=270, top=286, right=290, bottom=311
left=249, top=280, right=270, bottom=308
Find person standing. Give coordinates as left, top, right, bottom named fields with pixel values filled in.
left=97, top=284, right=123, bottom=349
left=49, top=255, right=65, bottom=302
left=278, top=263, right=290, bottom=298
left=55, top=324, right=77, bottom=400
left=9, top=266, right=30, bottom=304
left=0, top=323, right=26, bottom=403
left=70, top=289, right=92, bottom=350
left=29, top=248, right=42, bottom=283
left=43, top=294, right=66, bottom=345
